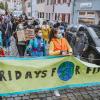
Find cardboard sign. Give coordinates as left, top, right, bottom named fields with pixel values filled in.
left=25, top=29, right=34, bottom=41
left=17, top=29, right=34, bottom=41
left=17, top=30, right=25, bottom=42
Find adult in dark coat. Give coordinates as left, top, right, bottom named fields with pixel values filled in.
left=74, top=27, right=88, bottom=58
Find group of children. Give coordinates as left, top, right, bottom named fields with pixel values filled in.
left=0, top=22, right=73, bottom=59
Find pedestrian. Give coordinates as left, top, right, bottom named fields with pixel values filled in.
left=59, top=26, right=65, bottom=37
left=49, top=28, right=72, bottom=56
left=49, top=28, right=72, bottom=96
left=21, top=13, right=28, bottom=21
left=2, top=12, right=12, bottom=50
left=41, top=21, right=51, bottom=42
left=9, top=32, right=19, bottom=57
left=0, top=19, right=3, bottom=47
left=65, top=27, right=77, bottom=54
left=0, top=29, right=3, bottom=47
left=27, top=28, right=47, bottom=57
left=12, top=18, right=18, bottom=33
left=16, top=23, right=26, bottom=57
left=74, top=27, right=88, bottom=59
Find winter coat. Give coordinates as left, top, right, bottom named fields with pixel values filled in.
left=74, top=32, right=88, bottom=56
left=27, top=36, right=47, bottom=57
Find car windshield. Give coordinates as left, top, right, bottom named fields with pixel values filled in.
left=92, top=26, right=100, bottom=38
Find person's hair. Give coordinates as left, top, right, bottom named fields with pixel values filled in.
left=18, top=19, right=22, bottom=24
left=5, top=11, right=8, bottom=15
left=43, top=21, right=47, bottom=25
left=12, top=32, right=17, bottom=39
left=53, top=22, right=60, bottom=28
left=34, top=28, right=42, bottom=34
left=49, top=28, right=58, bottom=43
left=78, top=27, right=85, bottom=32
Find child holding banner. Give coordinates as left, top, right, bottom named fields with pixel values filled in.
left=27, top=28, right=47, bottom=57
left=49, top=28, right=73, bottom=96
left=49, top=28, right=72, bottom=56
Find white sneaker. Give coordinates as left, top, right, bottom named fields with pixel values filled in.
left=54, top=90, right=60, bottom=96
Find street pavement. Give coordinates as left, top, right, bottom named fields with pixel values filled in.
left=2, top=85, right=100, bottom=100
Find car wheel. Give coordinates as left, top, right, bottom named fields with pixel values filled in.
left=88, top=51, right=96, bottom=63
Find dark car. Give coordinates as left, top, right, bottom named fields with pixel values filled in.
left=75, top=25, right=100, bottom=65
left=67, top=25, right=100, bottom=65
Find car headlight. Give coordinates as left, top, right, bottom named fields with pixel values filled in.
left=96, top=47, right=100, bottom=53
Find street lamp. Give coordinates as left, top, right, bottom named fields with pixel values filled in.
left=72, top=0, right=76, bottom=24
left=52, top=0, right=55, bottom=21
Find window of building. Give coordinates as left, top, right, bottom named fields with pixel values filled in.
left=79, top=11, right=86, bottom=16
left=47, top=0, right=49, bottom=5
left=50, top=0, right=52, bottom=4
left=63, top=0, right=66, bottom=3
left=57, top=0, right=61, bottom=4
left=87, top=12, right=95, bottom=15
left=66, top=0, right=71, bottom=4
left=78, top=18, right=95, bottom=25
left=50, top=0, right=55, bottom=4
left=37, top=0, right=39, bottom=4
left=40, top=12, right=41, bottom=18
left=40, top=12, right=44, bottom=18
left=37, top=0, right=45, bottom=4
left=55, top=13, right=57, bottom=20
left=42, top=12, right=44, bottom=18
left=46, top=13, right=48, bottom=19
left=54, top=0, right=56, bottom=4
left=62, top=13, right=66, bottom=22
left=49, top=13, right=51, bottom=20
left=41, top=12, right=44, bottom=18
left=28, top=2, right=31, bottom=7
left=66, top=13, right=70, bottom=23
left=28, top=12, right=31, bottom=16
left=67, top=0, right=71, bottom=6
left=58, top=13, right=60, bottom=20
left=38, top=12, right=39, bottom=18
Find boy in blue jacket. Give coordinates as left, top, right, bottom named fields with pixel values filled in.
left=27, top=28, right=47, bottom=57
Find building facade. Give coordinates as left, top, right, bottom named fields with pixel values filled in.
left=23, top=0, right=32, bottom=18
left=53, top=0, right=72, bottom=23
left=13, top=0, right=23, bottom=16
left=37, top=0, right=73, bottom=24
left=31, top=0, right=37, bottom=18
left=23, top=0, right=37, bottom=18
left=73, top=0, right=100, bottom=25
left=36, top=0, right=45, bottom=19
left=0, top=0, right=22, bottom=16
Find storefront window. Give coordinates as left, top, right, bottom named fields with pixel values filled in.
left=28, top=2, right=31, bottom=7
left=87, top=12, right=94, bottom=15
left=78, top=18, right=95, bottom=24
left=79, top=12, right=85, bottom=15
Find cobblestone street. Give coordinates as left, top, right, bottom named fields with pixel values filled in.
left=2, top=85, right=100, bottom=100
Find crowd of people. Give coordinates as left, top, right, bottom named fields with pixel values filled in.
left=0, top=11, right=88, bottom=60
left=0, top=12, right=72, bottom=57
left=0, top=11, right=90, bottom=97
